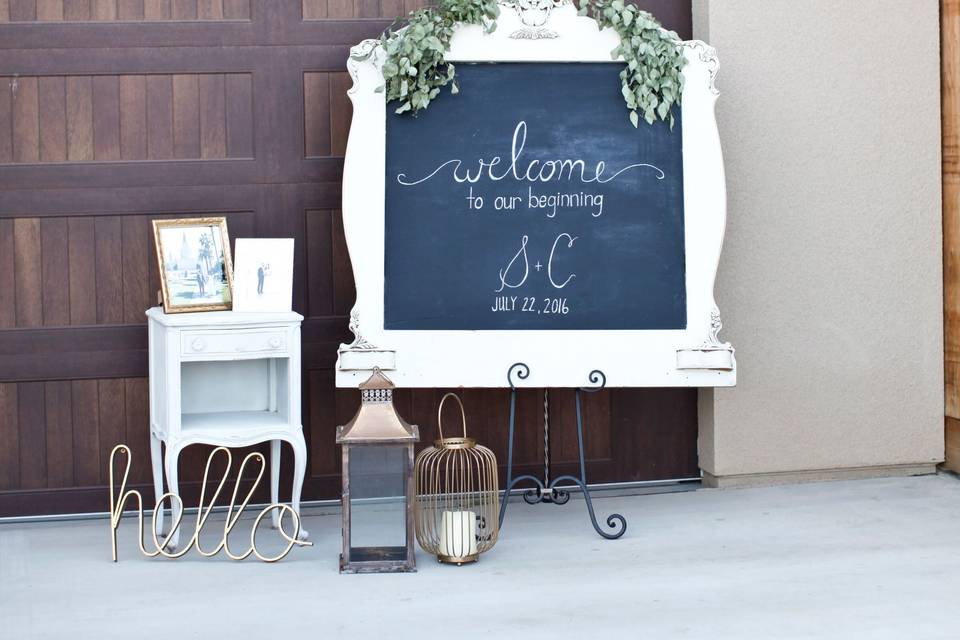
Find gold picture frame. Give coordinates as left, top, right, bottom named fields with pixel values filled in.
left=152, top=217, right=234, bottom=314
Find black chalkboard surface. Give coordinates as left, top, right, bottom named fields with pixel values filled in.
left=384, top=62, right=686, bottom=330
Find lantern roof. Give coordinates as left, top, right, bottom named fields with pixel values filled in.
left=336, top=368, right=419, bottom=444
left=358, top=367, right=394, bottom=390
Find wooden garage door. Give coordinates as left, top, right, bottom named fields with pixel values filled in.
left=0, top=0, right=696, bottom=517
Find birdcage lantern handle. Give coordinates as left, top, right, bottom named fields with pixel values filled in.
left=437, top=392, right=468, bottom=440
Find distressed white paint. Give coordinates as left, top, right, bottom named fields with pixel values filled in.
left=337, top=1, right=735, bottom=388
left=146, top=307, right=308, bottom=547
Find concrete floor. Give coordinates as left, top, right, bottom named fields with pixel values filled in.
left=1, top=474, right=959, bottom=639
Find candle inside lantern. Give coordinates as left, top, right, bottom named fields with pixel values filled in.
left=438, top=510, right=478, bottom=558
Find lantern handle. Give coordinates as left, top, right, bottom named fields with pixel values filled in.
left=437, top=392, right=467, bottom=440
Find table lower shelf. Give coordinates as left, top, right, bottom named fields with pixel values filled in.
left=180, top=410, right=292, bottom=434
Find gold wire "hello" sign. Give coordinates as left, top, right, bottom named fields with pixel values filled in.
left=109, top=444, right=312, bottom=563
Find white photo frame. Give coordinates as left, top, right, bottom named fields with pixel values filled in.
left=232, top=238, right=295, bottom=313
left=337, top=1, right=735, bottom=388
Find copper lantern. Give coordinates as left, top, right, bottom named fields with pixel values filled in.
left=336, top=368, right=419, bottom=573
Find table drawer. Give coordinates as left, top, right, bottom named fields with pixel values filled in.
left=181, top=328, right=289, bottom=358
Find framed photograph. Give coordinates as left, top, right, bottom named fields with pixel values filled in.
left=152, top=217, right=234, bottom=314
left=232, top=238, right=295, bottom=313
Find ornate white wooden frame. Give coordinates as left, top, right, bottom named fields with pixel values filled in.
left=336, top=1, right=735, bottom=388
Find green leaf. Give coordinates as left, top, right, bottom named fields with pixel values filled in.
left=657, top=100, right=670, bottom=119
left=629, top=110, right=639, bottom=127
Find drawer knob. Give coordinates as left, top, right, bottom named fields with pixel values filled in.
left=191, top=338, right=205, bottom=351
left=268, top=337, right=282, bottom=349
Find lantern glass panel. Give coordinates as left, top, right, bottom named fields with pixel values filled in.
left=348, top=445, right=407, bottom=558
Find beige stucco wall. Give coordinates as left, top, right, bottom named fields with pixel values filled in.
left=693, top=0, right=944, bottom=485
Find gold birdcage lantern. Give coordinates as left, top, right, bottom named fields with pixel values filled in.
left=415, top=393, right=499, bottom=565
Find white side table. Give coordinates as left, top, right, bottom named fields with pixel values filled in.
left=146, top=307, right=308, bottom=548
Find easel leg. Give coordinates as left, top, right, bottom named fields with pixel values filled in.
left=545, top=386, right=626, bottom=539
left=498, top=363, right=545, bottom=529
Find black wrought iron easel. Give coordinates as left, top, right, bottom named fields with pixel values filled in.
left=497, top=363, right=627, bottom=539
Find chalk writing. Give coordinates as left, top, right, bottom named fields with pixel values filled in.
left=548, top=233, right=577, bottom=289
left=396, top=121, right=665, bottom=187
left=496, top=234, right=530, bottom=293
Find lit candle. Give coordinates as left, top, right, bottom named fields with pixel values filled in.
left=438, top=510, right=478, bottom=558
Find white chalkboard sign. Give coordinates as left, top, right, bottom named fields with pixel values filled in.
left=337, top=2, right=735, bottom=388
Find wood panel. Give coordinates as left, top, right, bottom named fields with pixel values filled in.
left=304, top=71, right=352, bottom=158
left=329, top=72, right=352, bottom=156
left=224, top=72, right=254, bottom=158
left=44, top=380, right=74, bottom=487
left=0, top=0, right=697, bottom=517
left=41, top=217, right=70, bottom=325
left=17, top=381, right=46, bottom=489
left=13, top=218, right=42, bottom=327
left=0, top=79, right=12, bottom=161
left=12, top=77, right=40, bottom=162
left=305, top=209, right=334, bottom=317
left=66, top=75, right=93, bottom=161
left=0, top=0, right=250, bottom=20
left=944, top=0, right=960, bottom=472
left=0, top=73, right=253, bottom=163
left=0, top=383, right=19, bottom=490
left=303, top=72, right=331, bottom=158
left=119, top=75, right=147, bottom=159
left=93, top=76, right=121, bottom=160
left=946, top=417, right=960, bottom=475
left=72, top=378, right=100, bottom=485
left=38, top=76, right=67, bottom=161
left=0, top=219, right=15, bottom=328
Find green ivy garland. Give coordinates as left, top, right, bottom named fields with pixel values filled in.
left=578, top=0, right=685, bottom=127
left=353, top=0, right=685, bottom=127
